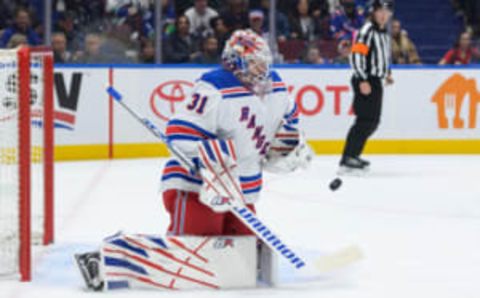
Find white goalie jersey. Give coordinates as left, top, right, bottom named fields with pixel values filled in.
left=161, top=68, right=300, bottom=203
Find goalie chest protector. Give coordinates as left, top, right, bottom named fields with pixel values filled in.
left=162, top=68, right=296, bottom=204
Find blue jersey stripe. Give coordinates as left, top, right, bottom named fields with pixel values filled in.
left=273, top=87, right=287, bottom=93
left=162, top=173, right=203, bottom=185
left=168, top=119, right=217, bottom=139
left=239, top=173, right=262, bottom=183
left=167, top=134, right=203, bottom=141
left=243, top=186, right=262, bottom=194
left=222, top=92, right=253, bottom=99
left=165, top=160, right=182, bottom=167
left=285, top=104, right=298, bottom=119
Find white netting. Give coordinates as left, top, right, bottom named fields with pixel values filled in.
left=0, top=49, right=21, bottom=277
left=31, top=53, right=45, bottom=244
left=0, top=49, right=49, bottom=278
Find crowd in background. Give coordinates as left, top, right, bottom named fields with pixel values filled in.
left=0, top=0, right=479, bottom=65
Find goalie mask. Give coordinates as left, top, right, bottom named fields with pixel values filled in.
left=222, top=30, right=273, bottom=95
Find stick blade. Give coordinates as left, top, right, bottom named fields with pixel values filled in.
left=314, top=245, right=364, bottom=273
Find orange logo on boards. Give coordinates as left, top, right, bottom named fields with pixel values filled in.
left=431, top=73, right=480, bottom=129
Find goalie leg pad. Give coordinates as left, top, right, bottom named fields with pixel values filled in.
left=98, top=233, right=258, bottom=290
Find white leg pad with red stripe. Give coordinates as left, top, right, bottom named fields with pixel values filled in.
left=100, top=233, right=259, bottom=290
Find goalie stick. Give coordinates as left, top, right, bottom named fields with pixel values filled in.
left=106, top=86, right=363, bottom=273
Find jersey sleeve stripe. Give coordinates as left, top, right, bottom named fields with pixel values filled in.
left=167, top=119, right=216, bottom=139
left=239, top=173, right=262, bottom=182
left=166, top=125, right=208, bottom=139
left=165, top=135, right=204, bottom=141
left=163, top=166, right=190, bottom=176
left=241, top=179, right=262, bottom=190
left=161, top=173, right=203, bottom=185
left=240, top=173, right=263, bottom=194
left=272, top=87, right=288, bottom=93
left=284, top=103, right=300, bottom=125
left=242, top=186, right=262, bottom=194
left=162, top=159, right=203, bottom=184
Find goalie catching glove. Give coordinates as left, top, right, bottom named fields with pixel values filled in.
left=263, top=123, right=314, bottom=174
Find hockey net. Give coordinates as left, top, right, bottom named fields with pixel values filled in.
left=0, top=47, right=54, bottom=281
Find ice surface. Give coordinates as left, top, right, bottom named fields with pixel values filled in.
left=1, top=155, right=480, bottom=298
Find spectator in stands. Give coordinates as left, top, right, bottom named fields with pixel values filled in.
left=163, top=15, right=201, bottom=63
left=52, top=32, right=73, bottom=63
left=6, top=34, right=27, bottom=49
left=185, top=0, right=219, bottom=38
left=220, top=0, right=249, bottom=31
left=303, top=44, right=327, bottom=64
left=176, top=0, right=222, bottom=13
left=192, top=35, right=220, bottom=64
left=139, top=39, right=155, bottom=63
left=74, top=33, right=111, bottom=63
left=439, top=32, right=480, bottom=65
left=467, top=0, right=480, bottom=37
left=62, top=0, right=105, bottom=31
left=0, top=0, right=18, bottom=30
left=355, top=0, right=368, bottom=9
left=311, top=0, right=333, bottom=38
left=289, top=0, right=319, bottom=41
left=312, top=0, right=331, bottom=18
left=54, top=11, right=78, bottom=49
left=259, top=0, right=290, bottom=42
left=330, top=0, right=365, bottom=41
left=328, top=0, right=341, bottom=13
left=210, top=16, right=230, bottom=51
left=248, top=10, right=266, bottom=38
left=391, top=19, right=421, bottom=64
left=111, top=0, right=156, bottom=41
left=454, top=0, right=480, bottom=37
left=0, top=7, right=41, bottom=48
left=332, top=39, right=351, bottom=64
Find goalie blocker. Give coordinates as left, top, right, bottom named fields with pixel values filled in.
left=75, top=232, right=278, bottom=291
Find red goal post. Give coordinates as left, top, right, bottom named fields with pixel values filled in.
left=0, top=46, right=54, bottom=281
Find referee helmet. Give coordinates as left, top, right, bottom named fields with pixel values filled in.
left=368, top=0, right=394, bottom=12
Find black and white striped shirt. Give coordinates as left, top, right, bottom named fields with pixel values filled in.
left=350, top=20, right=391, bottom=80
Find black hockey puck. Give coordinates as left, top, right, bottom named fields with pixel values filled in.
left=329, top=178, right=343, bottom=191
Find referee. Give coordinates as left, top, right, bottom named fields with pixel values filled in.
left=339, top=0, right=394, bottom=173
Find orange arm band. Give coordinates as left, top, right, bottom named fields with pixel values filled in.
left=351, top=43, right=369, bottom=55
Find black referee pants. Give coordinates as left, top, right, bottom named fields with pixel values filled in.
left=342, top=77, right=383, bottom=160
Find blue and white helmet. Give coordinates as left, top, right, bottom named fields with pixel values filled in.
left=222, top=29, right=273, bottom=88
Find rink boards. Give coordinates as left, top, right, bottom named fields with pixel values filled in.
left=51, top=65, right=480, bottom=160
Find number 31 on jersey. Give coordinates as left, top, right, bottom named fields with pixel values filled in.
left=187, top=93, right=208, bottom=114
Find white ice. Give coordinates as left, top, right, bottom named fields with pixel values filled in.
left=1, top=155, right=480, bottom=298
